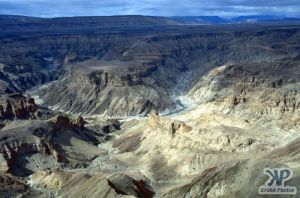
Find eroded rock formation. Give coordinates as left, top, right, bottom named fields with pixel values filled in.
left=148, top=109, right=192, bottom=136
left=189, top=59, right=300, bottom=119
left=52, top=115, right=87, bottom=129
left=0, top=95, right=38, bottom=120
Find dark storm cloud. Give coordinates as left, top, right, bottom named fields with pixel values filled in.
left=0, top=0, right=299, bottom=17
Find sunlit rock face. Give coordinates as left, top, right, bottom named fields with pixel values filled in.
left=189, top=60, right=300, bottom=118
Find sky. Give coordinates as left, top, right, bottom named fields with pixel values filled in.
left=0, top=0, right=299, bottom=18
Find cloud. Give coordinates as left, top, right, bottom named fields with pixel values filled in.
left=0, top=0, right=299, bottom=17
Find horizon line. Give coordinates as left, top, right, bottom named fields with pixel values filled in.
left=0, top=14, right=300, bottom=20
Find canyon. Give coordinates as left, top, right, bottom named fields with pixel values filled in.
left=0, top=15, right=299, bottom=198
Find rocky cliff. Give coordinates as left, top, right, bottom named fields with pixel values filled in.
left=0, top=114, right=117, bottom=176
left=189, top=57, right=300, bottom=118
left=31, top=26, right=300, bottom=116
left=0, top=94, right=55, bottom=131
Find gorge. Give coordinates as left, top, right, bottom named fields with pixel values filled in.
left=0, top=15, right=299, bottom=198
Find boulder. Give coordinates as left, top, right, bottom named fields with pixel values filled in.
left=170, top=120, right=192, bottom=136
left=108, top=174, right=155, bottom=198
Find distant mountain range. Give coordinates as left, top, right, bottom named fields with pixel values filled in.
left=171, top=15, right=300, bottom=24
left=0, top=14, right=299, bottom=31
